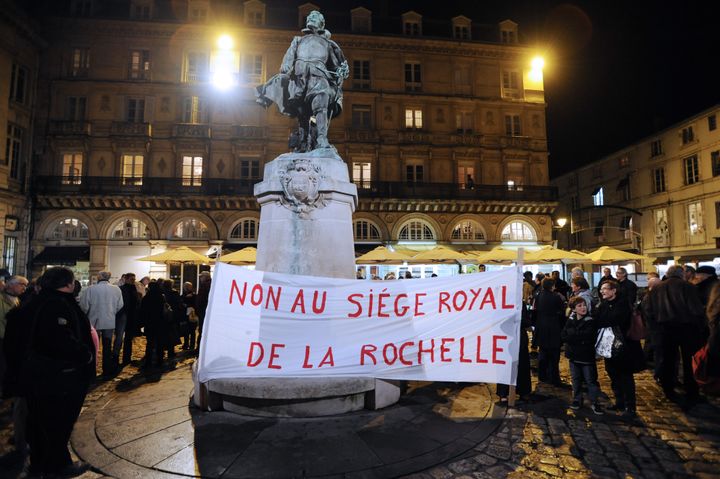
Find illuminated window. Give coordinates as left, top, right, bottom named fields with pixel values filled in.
left=62, top=153, right=83, bottom=184
left=182, top=155, right=203, bottom=186
left=688, top=201, right=704, bottom=236
left=112, top=219, right=149, bottom=239
left=353, top=220, right=381, bottom=241
left=3, top=237, right=16, bottom=275
left=229, top=218, right=258, bottom=240
left=398, top=220, right=435, bottom=241
left=352, top=162, right=371, bottom=189
left=457, top=165, right=474, bottom=189
left=121, top=154, right=144, bottom=185
left=184, top=51, right=208, bottom=83
left=52, top=218, right=89, bottom=240
left=503, top=71, right=519, bottom=89
left=172, top=219, right=208, bottom=239
left=405, top=108, right=422, bottom=129
left=501, top=221, right=536, bottom=241
left=592, top=186, right=604, bottom=206
left=128, top=50, right=150, bottom=80
left=183, top=96, right=205, bottom=123
left=451, top=220, right=485, bottom=241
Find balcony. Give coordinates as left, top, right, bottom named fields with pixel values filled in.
left=174, top=123, right=211, bottom=139
left=500, top=136, right=531, bottom=149
left=345, top=129, right=380, bottom=143
left=398, top=131, right=431, bottom=144
left=110, top=122, right=152, bottom=137
left=49, top=121, right=91, bottom=136
left=231, top=125, right=266, bottom=139
left=32, top=177, right=557, bottom=203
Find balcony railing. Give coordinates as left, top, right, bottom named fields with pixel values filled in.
left=33, top=176, right=557, bottom=202
left=49, top=121, right=92, bottom=136
left=231, top=125, right=266, bottom=139
left=174, top=123, right=211, bottom=138
left=110, top=121, right=152, bottom=137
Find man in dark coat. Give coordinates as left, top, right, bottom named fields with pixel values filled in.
left=534, top=278, right=565, bottom=385
left=616, top=267, right=638, bottom=309
left=119, top=273, right=140, bottom=365
left=4, top=267, right=94, bottom=477
left=645, top=265, right=707, bottom=405
left=695, top=265, right=718, bottom=307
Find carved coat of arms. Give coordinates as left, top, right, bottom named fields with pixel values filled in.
left=279, top=158, right=326, bottom=216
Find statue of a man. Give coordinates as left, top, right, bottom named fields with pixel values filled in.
left=256, top=11, right=349, bottom=152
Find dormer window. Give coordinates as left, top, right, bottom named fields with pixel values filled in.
left=452, top=16, right=471, bottom=40
left=499, top=20, right=518, bottom=44
left=351, top=7, right=372, bottom=33
left=298, top=3, right=320, bottom=28
left=188, top=0, right=209, bottom=22
left=130, top=0, right=152, bottom=19
left=402, top=11, right=422, bottom=36
left=244, top=0, right=265, bottom=26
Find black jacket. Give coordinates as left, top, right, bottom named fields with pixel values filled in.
left=645, top=277, right=705, bottom=326
left=597, top=295, right=644, bottom=371
left=561, top=312, right=598, bottom=363
left=617, top=279, right=638, bottom=309
left=533, top=290, right=565, bottom=349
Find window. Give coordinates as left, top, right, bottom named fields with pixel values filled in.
left=501, top=30, right=516, bottom=44
left=2, top=237, right=16, bottom=276
left=405, top=163, right=424, bottom=183
left=712, top=151, right=720, bottom=177
left=592, top=186, right=604, bottom=206
left=457, top=165, right=475, bottom=189
left=5, top=125, right=23, bottom=180
left=121, top=154, right=144, bottom=185
left=594, top=220, right=605, bottom=237
left=62, top=153, right=83, bottom=184
left=229, top=218, right=258, bottom=240
left=617, top=176, right=630, bottom=201
left=9, top=64, right=28, bottom=104
left=352, top=60, right=370, bottom=89
left=650, top=139, right=663, bottom=157
left=454, top=25, right=470, bottom=40
left=570, top=195, right=578, bottom=211
left=353, top=220, right=381, bottom=241
left=111, top=219, right=149, bottom=239
left=405, top=108, right=423, bottom=129
left=242, top=54, right=263, bottom=83
left=129, top=50, right=150, bottom=80
left=709, top=115, right=717, bottom=131
left=352, top=104, right=371, bottom=129
left=688, top=201, right=704, bottom=236
left=244, top=3, right=265, bottom=26
left=654, top=208, right=669, bottom=246
left=189, top=4, right=208, bottom=22
left=71, top=48, right=90, bottom=77
left=183, top=96, right=205, bottom=123
left=184, top=52, right=208, bottom=83
left=239, top=158, right=260, bottom=179
left=716, top=202, right=720, bottom=229
left=352, top=162, right=371, bottom=188
left=172, top=219, right=208, bottom=239
left=684, top=155, right=699, bottom=185
left=404, top=21, right=420, bottom=35
left=182, top=155, right=203, bottom=186
left=52, top=218, right=88, bottom=239
left=501, top=221, right=536, bottom=241
left=652, top=167, right=666, bottom=193
left=130, top=1, right=152, bottom=19
left=505, top=115, right=522, bottom=136
left=454, top=66, right=471, bottom=93
left=126, top=98, right=145, bottom=123
left=455, top=111, right=473, bottom=133
left=682, top=126, right=695, bottom=144
left=404, top=63, right=421, bottom=91
left=66, top=97, right=86, bottom=120
left=502, top=71, right=519, bottom=89
left=618, top=156, right=629, bottom=168
left=451, top=220, right=485, bottom=241
left=398, top=220, right=435, bottom=241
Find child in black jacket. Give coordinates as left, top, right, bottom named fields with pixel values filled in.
left=561, top=296, right=603, bottom=414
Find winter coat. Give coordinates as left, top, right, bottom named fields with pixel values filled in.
left=139, top=289, right=166, bottom=337
left=79, top=280, right=124, bottom=330
left=561, top=312, right=598, bottom=363
left=617, top=278, right=638, bottom=309
left=533, top=290, right=565, bottom=349
left=596, top=295, right=644, bottom=372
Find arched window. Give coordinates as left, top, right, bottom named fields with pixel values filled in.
left=451, top=220, right=485, bottom=241
left=52, top=218, right=89, bottom=240
left=111, top=218, right=150, bottom=239
left=172, top=219, right=209, bottom=239
left=501, top=220, right=536, bottom=241
left=398, top=219, right=435, bottom=241
left=229, top=218, right=258, bottom=241
left=353, top=220, right=381, bottom=241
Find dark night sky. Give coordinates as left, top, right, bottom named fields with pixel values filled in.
left=320, top=0, right=720, bottom=178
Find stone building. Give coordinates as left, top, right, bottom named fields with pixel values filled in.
left=27, top=0, right=556, bottom=284
left=552, top=104, right=720, bottom=272
left=0, top=0, right=44, bottom=276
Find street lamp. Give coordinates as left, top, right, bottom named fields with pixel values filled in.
left=556, top=217, right=567, bottom=229
left=211, top=34, right=239, bottom=90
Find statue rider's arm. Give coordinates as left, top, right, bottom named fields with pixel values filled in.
left=280, top=37, right=300, bottom=74
left=329, top=40, right=349, bottom=80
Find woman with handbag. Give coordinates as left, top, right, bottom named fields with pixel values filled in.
left=596, top=280, right=644, bottom=418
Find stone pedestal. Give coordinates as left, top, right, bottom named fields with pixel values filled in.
left=193, top=149, right=401, bottom=416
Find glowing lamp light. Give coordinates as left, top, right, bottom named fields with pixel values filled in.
left=217, top=34, right=234, bottom=50
left=556, top=217, right=568, bottom=228
left=211, top=35, right=239, bottom=90
left=529, top=56, right=545, bottom=82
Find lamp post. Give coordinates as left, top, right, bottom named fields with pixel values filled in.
left=555, top=216, right=568, bottom=249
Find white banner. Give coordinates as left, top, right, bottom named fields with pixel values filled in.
left=197, top=263, right=522, bottom=385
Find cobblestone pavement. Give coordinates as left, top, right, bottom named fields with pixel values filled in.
left=1, top=337, right=720, bottom=478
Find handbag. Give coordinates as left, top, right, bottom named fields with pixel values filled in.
left=693, top=344, right=720, bottom=395
left=595, top=327, right=614, bottom=358
left=610, top=326, right=627, bottom=359
left=627, top=310, right=646, bottom=341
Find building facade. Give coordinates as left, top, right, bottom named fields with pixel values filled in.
left=552, top=105, right=720, bottom=271
left=25, top=0, right=556, bottom=284
left=0, top=0, right=44, bottom=277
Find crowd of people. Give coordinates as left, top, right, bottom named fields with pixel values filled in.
left=506, top=264, right=720, bottom=419
left=0, top=267, right=212, bottom=478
